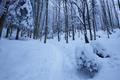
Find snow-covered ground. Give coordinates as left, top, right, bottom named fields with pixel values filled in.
left=0, top=29, right=120, bottom=80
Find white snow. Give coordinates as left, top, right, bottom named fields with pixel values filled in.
left=0, top=29, right=120, bottom=80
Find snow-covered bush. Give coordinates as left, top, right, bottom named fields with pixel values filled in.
left=9, top=34, right=30, bottom=41
left=75, top=44, right=100, bottom=78
left=19, top=35, right=30, bottom=41
left=91, top=42, right=110, bottom=58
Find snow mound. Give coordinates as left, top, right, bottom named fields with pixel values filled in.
left=75, top=44, right=100, bottom=78
left=111, top=29, right=120, bottom=39
left=91, top=42, right=110, bottom=58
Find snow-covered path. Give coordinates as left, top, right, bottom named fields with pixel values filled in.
left=0, top=38, right=83, bottom=80
left=0, top=40, right=65, bottom=80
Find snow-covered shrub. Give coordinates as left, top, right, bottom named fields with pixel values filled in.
left=9, top=36, right=15, bottom=40
left=75, top=44, right=100, bottom=78
left=91, top=42, right=110, bottom=58
left=47, top=32, right=53, bottom=39
left=9, top=35, right=30, bottom=41
left=19, top=35, right=30, bottom=41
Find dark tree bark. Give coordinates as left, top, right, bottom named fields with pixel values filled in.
left=91, top=0, right=97, bottom=40
left=33, top=0, right=41, bottom=39
left=15, top=28, right=20, bottom=40
left=70, top=2, right=75, bottom=40
left=100, top=0, right=110, bottom=38
left=5, top=26, right=10, bottom=38
left=52, top=6, right=55, bottom=39
left=44, top=0, right=49, bottom=43
left=118, top=0, right=120, bottom=10
left=112, top=0, right=120, bottom=29
left=85, top=0, right=93, bottom=41
left=57, top=0, right=61, bottom=42
left=106, top=0, right=114, bottom=32
left=0, top=14, right=6, bottom=38
left=83, top=1, right=89, bottom=43
left=64, top=0, right=69, bottom=43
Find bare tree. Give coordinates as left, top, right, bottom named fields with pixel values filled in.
left=70, top=1, right=75, bottom=40
left=112, top=0, right=120, bottom=29
left=118, top=0, right=120, bottom=10
left=44, top=0, right=49, bottom=43
left=0, top=14, right=6, bottom=38
left=85, top=0, right=93, bottom=41
left=64, top=0, right=69, bottom=43
left=100, top=0, right=110, bottom=38
left=33, top=0, right=41, bottom=39
left=90, top=0, right=97, bottom=40
left=0, top=0, right=7, bottom=38
left=57, top=0, right=61, bottom=42
left=106, top=0, right=114, bottom=31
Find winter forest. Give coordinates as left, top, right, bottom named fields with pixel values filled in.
left=0, top=0, right=120, bottom=80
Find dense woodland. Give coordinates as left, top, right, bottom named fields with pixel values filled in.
left=0, top=0, right=120, bottom=43
left=1, top=0, right=120, bottom=79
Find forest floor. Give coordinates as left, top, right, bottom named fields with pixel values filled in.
left=0, top=29, right=120, bottom=80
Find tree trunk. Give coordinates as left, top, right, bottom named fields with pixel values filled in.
left=44, top=0, right=49, bottom=43
left=112, top=0, right=120, bottom=29
left=83, top=1, right=89, bottom=43
left=71, top=2, right=75, bottom=40
left=0, top=15, right=6, bottom=38
left=92, top=0, right=96, bottom=40
left=85, top=0, right=93, bottom=41
left=64, top=0, right=69, bottom=43
left=57, top=0, right=61, bottom=42
left=118, top=0, right=120, bottom=10
left=106, top=0, right=113, bottom=32
left=5, top=26, right=10, bottom=38
left=16, top=28, right=20, bottom=40
left=33, top=0, right=40, bottom=39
